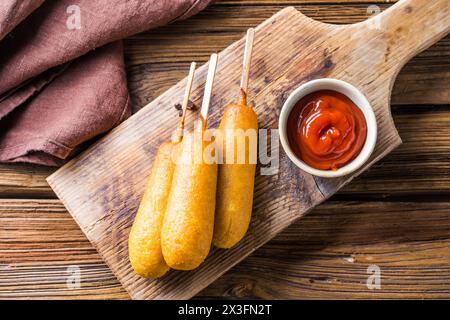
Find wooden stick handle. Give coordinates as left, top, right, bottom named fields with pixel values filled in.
left=240, top=28, right=255, bottom=95
left=200, top=53, right=218, bottom=129
left=173, top=62, right=196, bottom=142
left=367, top=0, right=449, bottom=68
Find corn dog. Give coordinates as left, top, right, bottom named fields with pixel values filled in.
left=214, top=28, right=258, bottom=248
left=128, top=62, right=196, bottom=278
left=162, top=54, right=219, bottom=270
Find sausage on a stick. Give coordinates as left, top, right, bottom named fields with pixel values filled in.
left=214, top=29, right=258, bottom=248
left=162, top=54, right=219, bottom=270
left=128, top=62, right=196, bottom=278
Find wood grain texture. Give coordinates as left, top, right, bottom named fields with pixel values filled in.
left=125, top=2, right=450, bottom=109
left=2, top=1, right=449, bottom=199
left=2, top=199, right=450, bottom=299
left=46, top=1, right=450, bottom=300
left=200, top=201, right=450, bottom=299
left=0, top=199, right=127, bottom=299
left=0, top=164, right=53, bottom=198
left=340, top=105, right=450, bottom=197
left=1, top=0, right=449, bottom=301
left=2, top=106, right=450, bottom=200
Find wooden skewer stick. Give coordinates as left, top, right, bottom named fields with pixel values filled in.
left=174, top=62, right=196, bottom=142
left=200, top=53, right=218, bottom=129
left=239, top=28, right=255, bottom=96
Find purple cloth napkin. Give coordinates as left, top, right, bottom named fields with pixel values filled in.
left=0, top=0, right=44, bottom=41
left=0, top=0, right=212, bottom=165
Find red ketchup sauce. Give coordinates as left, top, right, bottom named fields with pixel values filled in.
left=287, top=90, right=367, bottom=171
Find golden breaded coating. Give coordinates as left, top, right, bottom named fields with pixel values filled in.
left=214, top=92, right=258, bottom=248
left=162, top=130, right=218, bottom=270
left=128, top=142, right=176, bottom=278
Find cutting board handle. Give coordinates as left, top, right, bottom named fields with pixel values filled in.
left=367, top=0, right=449, bottom=69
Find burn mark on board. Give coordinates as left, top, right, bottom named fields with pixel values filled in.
left=293, top=34, right=315, bottom=51
left=304, top=52, right=335, bottom=82
left=263, top=75, right=272, bottom=85
left=385, top=26, right=406, bottom=62
left=93, top=173, right=141, bottom=265
left=250, top=57, right=267, bottom=95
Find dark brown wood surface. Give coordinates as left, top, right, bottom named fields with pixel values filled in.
left=0, top=0, right=449, bottom=299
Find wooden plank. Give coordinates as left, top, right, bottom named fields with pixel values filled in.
left=46, top=2, right=449, bottom=299
left=2, top=199, right=450, bottom=299
left=341, top=105, right=450, bottom=197
left=128, top=3, right=396, bottom=41
left=0, top=199, right=128, bottom=299
left=0, top=164, right=54, bottom=198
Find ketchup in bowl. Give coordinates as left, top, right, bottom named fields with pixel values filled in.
left=286, top=90, right=367, bottom=171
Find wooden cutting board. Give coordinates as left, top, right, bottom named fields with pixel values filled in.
left=47, top=0, right=449, bottom=300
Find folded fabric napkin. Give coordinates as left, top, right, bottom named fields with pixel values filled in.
left=0, top=0, right=44, bottom=41
left=0, top=0, right=212, bottom=165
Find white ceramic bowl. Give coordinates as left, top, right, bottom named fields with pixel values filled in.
left=278, top=78, right=377, bottom=178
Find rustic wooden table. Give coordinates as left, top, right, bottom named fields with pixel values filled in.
left=1, top=0, right=449, bottom=299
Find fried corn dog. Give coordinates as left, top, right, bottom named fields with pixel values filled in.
left=162, top=54, right=219, bottom=270
left=214, top=28, right=258, bottom=248
left=128, top=62, right=196, bottom=278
